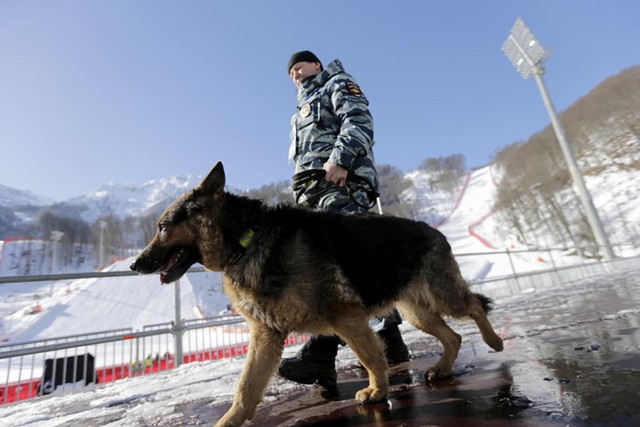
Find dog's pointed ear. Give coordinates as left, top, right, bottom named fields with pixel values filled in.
left=196, top=162, right=225, bottom=195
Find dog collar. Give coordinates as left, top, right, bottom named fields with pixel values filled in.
left=239, top=229, right=255, bottom=248
left=230, top=228, right=255, bottom=265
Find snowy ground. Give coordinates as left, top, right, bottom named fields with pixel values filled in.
left=0, top=262, right=229, bottom=342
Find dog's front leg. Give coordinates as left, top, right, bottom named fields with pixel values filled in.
left=214, top=323, right=286, bottom=427
left=335, top=321, right=389, bottom=404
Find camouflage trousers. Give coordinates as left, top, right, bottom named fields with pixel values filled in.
left=299, top=179, right=371, bottom=214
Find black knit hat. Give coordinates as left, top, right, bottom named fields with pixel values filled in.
left=287, top=50, right=322, bottom=73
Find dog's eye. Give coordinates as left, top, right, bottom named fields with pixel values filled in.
left=158, top=223, right=167, bottom=233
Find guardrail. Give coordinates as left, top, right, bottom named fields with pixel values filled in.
left=1, top=245, right=639, bottom=406
left=0, top=310, right=306, bottom=405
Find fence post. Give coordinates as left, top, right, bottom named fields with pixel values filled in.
left=174, top=279, right=183, bottom=367
left=506, top=248, right=518, bottom=278
left=505, top=247, right=522, bottom=291
left=548, top=247, right=562, bottom=285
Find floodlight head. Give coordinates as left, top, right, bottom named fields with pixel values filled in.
left=502, top=17, right=549, bottom=79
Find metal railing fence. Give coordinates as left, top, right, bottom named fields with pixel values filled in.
left=0, top=311, right=306, bottom=405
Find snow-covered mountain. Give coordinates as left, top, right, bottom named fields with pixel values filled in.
left=0, top=183, right=53, bottom=208
left=48, top=175, right=203, bottom=223
left=0, top=173, right=252, bottom=232
left=0, top=184, right=53, bottom=234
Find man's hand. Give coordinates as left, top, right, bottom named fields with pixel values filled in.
left=323, top=162, right=348, bottom=187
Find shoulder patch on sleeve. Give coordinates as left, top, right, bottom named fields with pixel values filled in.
left=345, top=81, right=364, bottom=97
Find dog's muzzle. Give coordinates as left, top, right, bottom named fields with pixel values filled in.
left=129, top=257, right=162, bottom=274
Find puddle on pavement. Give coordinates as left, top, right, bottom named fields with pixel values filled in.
left=184, top=359, right=561, bottom=427
left=522, top=322, right=640, bottom=426
left=498, top=271, right=640, bottom=427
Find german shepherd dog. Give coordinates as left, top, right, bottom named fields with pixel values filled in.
left=131, top=162, right=504, bottom=427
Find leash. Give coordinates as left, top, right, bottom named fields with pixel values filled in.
left=292, top=169, right=379, bottom=210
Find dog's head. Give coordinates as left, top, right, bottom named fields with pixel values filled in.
left=130, top=161, right=228, bottom=284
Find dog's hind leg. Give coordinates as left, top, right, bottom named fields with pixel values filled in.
left=469, top=294, right=504, bottom=352
left=215, top=322, right=286, bottom=427
left=334, top=320, right=389, bottom=404
left=398, top=306, right=462, bottom=381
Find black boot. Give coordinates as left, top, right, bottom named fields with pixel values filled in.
left=278, top=335, right=339, bottom=396
left=378, top=310, right=410, bottom=365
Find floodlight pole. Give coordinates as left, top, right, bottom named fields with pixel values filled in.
left=503, top=19, right=614, bottom=261
left=530, top=69, right=614, bottom=260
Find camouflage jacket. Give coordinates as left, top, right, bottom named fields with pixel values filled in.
left=289, top=59, right=378, bottom=205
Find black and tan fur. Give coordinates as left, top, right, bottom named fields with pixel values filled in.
left=130, top=162, right=504, bottom=427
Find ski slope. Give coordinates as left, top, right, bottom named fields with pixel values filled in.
left=436, top=165, right=505, bottom=280
left=438, top=166, right=498, bottom=250
left=437, top=166, right=560, bottom=282
left=5, top=261, right=228, bottom=343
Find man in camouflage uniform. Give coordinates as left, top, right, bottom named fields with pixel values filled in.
left=287, top=51, right=378, bottom=212
left=279, top=50, right=409, bottom=397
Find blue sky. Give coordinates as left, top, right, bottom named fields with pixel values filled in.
left=1, top=1, right=638, bottom=201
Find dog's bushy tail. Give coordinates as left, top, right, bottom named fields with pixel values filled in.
left=474, top=293, right=494, bottom=313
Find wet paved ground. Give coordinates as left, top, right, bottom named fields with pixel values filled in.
left=183, top=267, right=640, bottom=426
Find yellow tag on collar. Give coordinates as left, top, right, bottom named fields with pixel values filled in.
left=239, top=229, right=255, bottom=248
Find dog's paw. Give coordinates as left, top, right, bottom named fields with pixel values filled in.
left=425, top=366, right=453, bottom=382
left=489, top=336, right=504, bottom=352
left=214, top=411, right=245, bottom=427
left=355, top=386, right=387, bottom=404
